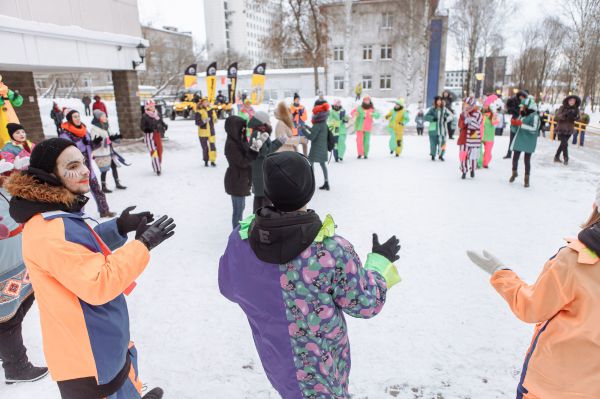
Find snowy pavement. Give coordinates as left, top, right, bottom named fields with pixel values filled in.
left=2, top=118, right=599, bottom=399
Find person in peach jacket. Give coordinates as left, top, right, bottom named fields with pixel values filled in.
left=467, top=183, right=600, bottom=399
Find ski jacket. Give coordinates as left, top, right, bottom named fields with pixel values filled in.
left=224, top=116, right=257, bottom=197
left=50, top=108, right=64, bottom=127
left=0, top=188, right=32, bottom=323
left=5, top=172, right=149, bottom=392
left=491, top=223, right=600, bottom=399
left=352, top=106, right=380, bottom=132
left=90, top=124, right=112, bottom=158
left=92, top=100, right=107, bottom=116
left=457, top=110, right=483, bottom=146
left=481, top=111, right=499, bottom=142
left=290, top=104, right=307, bottom=136
left=1, top=140, right=34, bottom=164
left=385, top=108, right=409, bottom=133
left=219, top=209, right=399, bottom=399
left=195, top=107, right=217, bottom=138
left=327, top=109, right=348, bottom=136
left=140, top=113, right=162, bottom=134
left=424, top=106, right=453, bottom=137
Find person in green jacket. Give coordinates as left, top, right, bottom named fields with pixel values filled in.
left=302, top=99, right=331, bottom=191
left=509, top=95, right=540, bottom=188
left=385, top=98, right=410, bottom=157
left=327, top=99, right=349, bottom=162
left=424, top=96, right=453, bottom=161
left=351, top=96, right=381, bottom=159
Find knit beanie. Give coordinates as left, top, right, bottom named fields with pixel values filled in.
left=6, top=123, right=24, bottom=139
left=248, top=111, right=271, bottom=129
left=66, top=110, right=79, bottom=124
left=263, top=152, right=315, bottom=212
left=93, top=109, right=105, bottom=120
left=29, top=138, right=75, bottom=174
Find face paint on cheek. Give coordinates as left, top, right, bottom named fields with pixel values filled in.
left=63, top=170, right=81, bottom=179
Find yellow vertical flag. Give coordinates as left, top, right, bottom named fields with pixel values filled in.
left=206, top=62, right=217, bottom=103
left=183, top=64, right=198, bottom=89
left=250, top=63, right=267, bottom=105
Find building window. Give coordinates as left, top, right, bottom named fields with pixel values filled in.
left=334, top=76, right=344, bottom=91
left=382, top=12, right=393, bottom=29
left=362, top=45, right=373, bottom=60
left=333, top=46, right=344, bottom=61
left=83, top=78, right=92, bottom=88
left=381, top=45, right=392, bottom=60
left=380, top=74, right=392, bottom=89
left=362, top=75, right=372, bottom=90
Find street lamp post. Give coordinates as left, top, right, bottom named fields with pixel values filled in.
left=132, top=43, right=147, bottom=70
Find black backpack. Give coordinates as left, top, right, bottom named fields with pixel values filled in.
left=327, top=127, right=335, bottom=152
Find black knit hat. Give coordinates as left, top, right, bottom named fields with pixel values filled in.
left=263, top=152, right=315, bottom=212
left=6, top=123, right=24, bottom=139
left=29, top=138, right=76, bottom=174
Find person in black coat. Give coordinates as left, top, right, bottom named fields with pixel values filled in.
left=224, top=116, right=259, bottom=228
left=554, top=95, right=581, bottom=166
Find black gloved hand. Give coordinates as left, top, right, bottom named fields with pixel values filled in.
left=92, top=136, right=103, bottom=146
left=372, top=233, right=401, bottom=263
left=116, top=206, right=154, bottom=235
left=109, top=134, right=123, bottom=141
left=135, top=215, right=176, bottom=251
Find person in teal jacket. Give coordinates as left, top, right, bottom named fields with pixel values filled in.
left=509, top=95, right=540, bottom=188
left=327, top=100, right=349, bottom=162
left=424, top=96, right=453, bottom=161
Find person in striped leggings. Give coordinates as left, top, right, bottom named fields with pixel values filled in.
left=140, top=100, right=163, bottom=176
left=457, top=97, right=482, bottom=179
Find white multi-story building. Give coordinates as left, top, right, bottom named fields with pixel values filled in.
left=204, top=0, right=278, bottom=66
left=445, top=70, right=467, bottom=89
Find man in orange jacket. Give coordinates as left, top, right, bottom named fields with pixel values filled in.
left=467, top=183, right=600, bottom=399
left=6, top=138, right=175, bottom=399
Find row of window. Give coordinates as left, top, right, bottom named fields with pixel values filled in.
left=333, top=45, right=393, bottom=61
left=333, top=75, right=392, bottom=91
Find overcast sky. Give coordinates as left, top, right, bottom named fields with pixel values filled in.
left=137, top=0, right=564, bottom=71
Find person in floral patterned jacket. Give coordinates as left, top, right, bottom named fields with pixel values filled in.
left=219, top=151, right=401, bottom=398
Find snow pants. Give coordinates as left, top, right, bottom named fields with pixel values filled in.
left=199, top=134, right=217, bottom=163
left=478, top=141, right=494, bottom=168
left=388, top=127, right=404, bottom=156
left=336, top=133, right=347, bottom=160
left=429, top=133, right=446, bottom=158
left=144, top=131, right=162, bottom=175
left=356, top=131, right=371, bottom=157
left=0, top=295, right=34, bottom=378
left=459, top=144, right=479, bottom=174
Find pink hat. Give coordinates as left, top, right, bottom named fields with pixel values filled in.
left=144, top=99, right=156, bottom=108
left=483, top=95, right=499, bottom=108
left=363, top=95, right=371, bottom=102
left=334, top=99, right=342, bottom=106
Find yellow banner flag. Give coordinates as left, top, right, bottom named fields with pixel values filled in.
left=250, top=63, right=267, bottom=105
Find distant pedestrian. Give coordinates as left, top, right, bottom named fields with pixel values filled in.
left=81, top=95, right=91, bottom=116
left=92, top=95, right=108, bottom=117
left=554, top=95, right=581, bottom=166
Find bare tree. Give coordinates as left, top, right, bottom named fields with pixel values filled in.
left=210, top=49, right=253, bottom=71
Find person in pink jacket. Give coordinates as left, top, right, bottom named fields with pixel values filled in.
left=467, top=183, right=600, bottom=399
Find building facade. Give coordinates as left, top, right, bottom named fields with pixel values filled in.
left=445, top=70, right=467, bottom=90
left=204, top=0, right=279, bottom=66
left=322, top=0, right=447, bottom=105
left=0, top=0, right=148, bottom=139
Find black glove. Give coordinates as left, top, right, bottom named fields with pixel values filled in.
left=116, top=206, right=154, bottom=235
left=82, top=136, right=90, bottom=145
left=372, top=233, right=400, bottom=263
left=135, top=215, right=176, bottom=250
left=109, top=134, right=123, bottom=141
left=432, top=116, right=438, bottom=122
left=92, top=136, right=103, bottom=146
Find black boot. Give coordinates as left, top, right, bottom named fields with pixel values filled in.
left=5, top=363, right=48, bottom=385
left=204, top=161, right=209, bottom=167
left=509, top=170, right=518, bottom=183
left=554, top=156, right=561, bottom=163
left=439, top=155, right=445, bottom=162
left=211, top=162, right=217, bottom=167
left=470, top=170, right=475, bottom=178
left=101, top=182, right=112, bottom=194
left=431, top=155, right=435, bottom=161
left=115, top=180, right=127, bottom=190
left=503, top=153, right=511, bottom=159
left=319, top=182, right=330, bottom=191
left=524, top=174, right=530, bottom=188
left=461, top=172, right=466, bottom=179
left=563, top=159, right=569, bottom=166
left=142, top=387, right=164, bottom=399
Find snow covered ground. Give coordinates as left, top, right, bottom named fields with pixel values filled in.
left=2, top=111, right=599, bottom=399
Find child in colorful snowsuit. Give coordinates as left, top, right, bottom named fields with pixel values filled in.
left=140, top=100, right=164, bottom=176
left=385, top=98, right=409, bottom=157
left=351, top=95, right=380, bottom=159
left=290, top=93, right=309, bottom=156
left=195, top=97, right=218, bottom=167
left=510, top=95, right=540, bottom=188
left=424, top=96, right=453, bottom=161
left=457, top=97, right=482, bottom=179
left=219, top=151, right=401, bottom=399
left=466, top=184, right=600, bottom=399
left=415, top=110, right=425, bottom=136
left=478, top=95, right=499, bottom=169
left=2, top=123, right=34, bottom=170
left=327, top=100, right=349, bottom=162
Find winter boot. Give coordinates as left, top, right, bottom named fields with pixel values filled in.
left=524, top=175, right=530, bottom=188
left=503, top=153, right=511, bottom=159
left=470, top=170, right=475, bottom=178
left=509, top=171, right=518, bottom=183
left=204, top=161, right=209, bottom=167
left=395, top=153, right=399, bottom=158
left=357, top=155, right=362, bottom=159
left=461, top=172, right=466, bottom=180
left=319, top=182, right=330, bottom=191
left=439, top=155, right=445, bottom=162
left=211, top=162, right=217, bottom=167
left=564, top=159, right=569, bottom=166
left=5, top=363, right=48, bottom=385
left=100, top=211, right=117, bottom=218
left=554, top=156, right=561, bottom=163
left=101, top=183, right=112, bottom=194
left=115, top=180, right=127, bottom=190
left=142, top=387, right=164, bottom=399
left=431, top=155, right=435, bottom=161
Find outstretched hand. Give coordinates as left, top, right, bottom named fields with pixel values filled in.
left=136, top=215, right=176, bottom=251
left=372, top=233, right=401, bottom=263
left=466, top=250, right=506, bottom=275
left=116, top=206, right=154, bottom=235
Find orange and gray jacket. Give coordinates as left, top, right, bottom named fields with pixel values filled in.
left=6, top=172, right=149, bottom=393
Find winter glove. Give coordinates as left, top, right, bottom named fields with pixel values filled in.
left=92, top=136, right=103, bottom=146
left=109, top=134, right=123, bottom=141
left=117, top=206, right=154, bottom=236
left=135, top=215, right=176, bottom=251
left=13, top=156, right=30, bottom=171
left=466, top=250, right=506, bottom=275
left=372, top=233, right=401, bottom=263
left=511, top=119, right=522, bottom=127
left=250, top=132, right=270, bottom=152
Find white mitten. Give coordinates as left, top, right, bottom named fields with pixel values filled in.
left=13, top=156, right=30, bottom=171
left=0, top=160, right=14, bottom=174
left=466, top=250, right=506, bottom=275
left=250, top=139, right=264, bottom=152
left=259, top=132, right=270, bottom=142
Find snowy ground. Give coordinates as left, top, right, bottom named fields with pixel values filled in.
left=2, top=113, right=599, bottom=399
